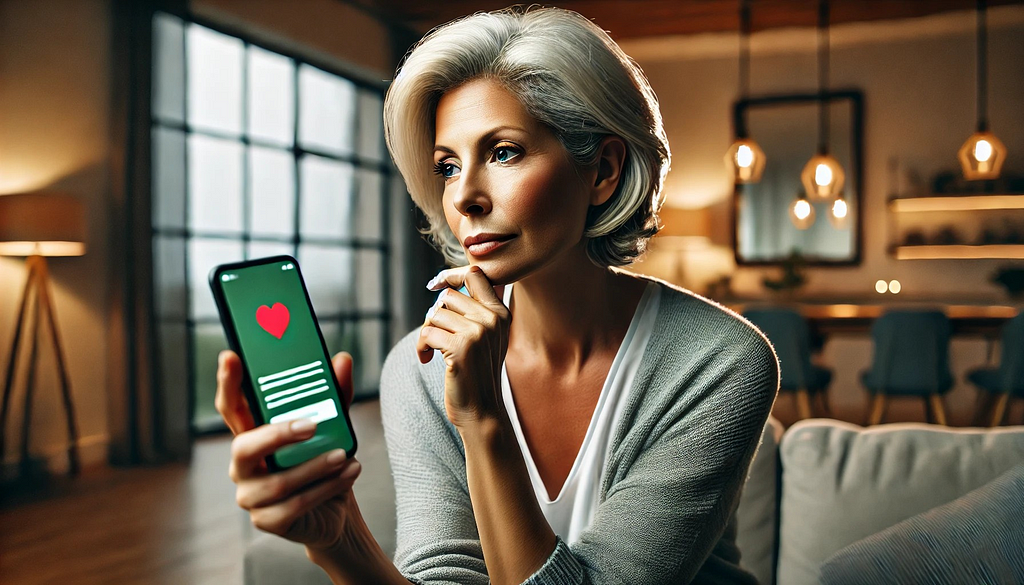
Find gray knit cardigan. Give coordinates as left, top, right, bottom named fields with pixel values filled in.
left=379, top=279, right=779, bottom=584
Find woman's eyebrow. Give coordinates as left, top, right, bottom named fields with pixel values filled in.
left=434, top=125, right=528, bottom=155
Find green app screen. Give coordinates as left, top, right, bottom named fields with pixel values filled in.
left=218, top=258, right=355, bottom=468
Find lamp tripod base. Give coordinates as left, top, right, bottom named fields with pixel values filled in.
left=0, top=255, right=81, bottom=478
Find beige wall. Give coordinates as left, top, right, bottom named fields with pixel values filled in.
left=621, top=6, right=1024, bottom=425
left=0, top=0, right=394, bottom=473
left=0, top=0, right=113, bottom=472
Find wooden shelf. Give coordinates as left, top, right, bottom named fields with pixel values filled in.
left=894, top=244, right=1024, bottom=260
left=890, top=194, right=1024, bottom=212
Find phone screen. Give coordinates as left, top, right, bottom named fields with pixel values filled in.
left=214, top=257, right=356, bottom=468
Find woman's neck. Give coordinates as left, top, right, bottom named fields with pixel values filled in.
left=507, top=248, right=647, bottom=373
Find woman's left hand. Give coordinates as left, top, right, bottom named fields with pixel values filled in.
left=416, top=265, right=510, bottom=429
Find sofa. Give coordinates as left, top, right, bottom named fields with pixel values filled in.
left=243, top=400, right=1024, bottom=585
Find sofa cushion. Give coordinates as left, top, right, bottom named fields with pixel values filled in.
left=819, top=463, right=1024, bottom=585
left=734, top=417, right=784, bottom=585
left=776, top=420, right=1024, bottom=585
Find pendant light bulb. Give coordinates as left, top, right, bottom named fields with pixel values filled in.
left=789, top=193, right=816, bottom=230
left=801, top=153, right=845, bottom=201
left=726, top=138, right=766, bottom=183
left=829, top=195, right=849, bottom=229
left=959, top=131, right=1006, bottom=180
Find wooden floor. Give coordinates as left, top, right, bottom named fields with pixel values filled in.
left=0, top=436, right=246, bottom=585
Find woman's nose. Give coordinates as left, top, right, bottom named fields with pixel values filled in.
left=452, top=166, right=491, bottom=216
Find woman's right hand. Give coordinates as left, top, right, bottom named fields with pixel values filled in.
left=215, top=350, right=362, bottom=551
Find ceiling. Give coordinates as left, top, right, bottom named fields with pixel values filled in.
left=349, top=0, right=1023, bottom=40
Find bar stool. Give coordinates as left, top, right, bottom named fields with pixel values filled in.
left=860, top=310, right=953, bottom=425
left=966, top=312, right=1024, bottom=426
left=743, top=308, right=833, bottom=420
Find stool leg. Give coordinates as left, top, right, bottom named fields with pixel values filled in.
left=923, top=396, right=934, bottom=424
left=795, top=389, right=813, bottom=420
left=868, top=395, right=887, bottom=425
left=929, top=395, right=948, bottom=426
left=990, top=393, right=1010, bottom=427
left=817, top=391, right=832, bottom=417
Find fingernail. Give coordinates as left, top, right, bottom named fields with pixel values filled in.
left=326, top=449, right=347, bottom=466
left=426, top=271, right=445, bottom=290
left=290, top=419, right=316, bottom=435
left=425, top=302, right=440, bottom=321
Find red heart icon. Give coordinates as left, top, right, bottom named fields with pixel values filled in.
left=256, top=302, right=290, bottom=339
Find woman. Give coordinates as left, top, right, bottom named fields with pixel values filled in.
left=216, top=6, right=778, bottom=584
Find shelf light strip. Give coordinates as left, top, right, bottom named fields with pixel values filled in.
left=895, top=245, right=1024, bottom=260
left=891, top=195, right=1024, bottom=212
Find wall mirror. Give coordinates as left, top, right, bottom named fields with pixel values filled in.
left=732, top=90, right=863, bottom=265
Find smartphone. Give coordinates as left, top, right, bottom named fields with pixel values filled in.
left=209, top=255, right=357, bottom=469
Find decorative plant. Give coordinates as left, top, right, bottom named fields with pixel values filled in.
left=763, top=250, right=807, bottom=293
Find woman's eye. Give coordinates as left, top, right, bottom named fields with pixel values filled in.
left=433, top=160, right=460, bottom=179
left=493, top=145, right=521, bottom=164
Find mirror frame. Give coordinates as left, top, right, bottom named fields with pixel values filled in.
left=731, top=90, right=864, bottom=266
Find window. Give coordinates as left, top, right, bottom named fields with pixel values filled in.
left=151, top=13, right=394, bottom=431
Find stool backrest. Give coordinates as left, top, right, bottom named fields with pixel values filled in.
left=998, top=312, right=1024, bottom=393
left=868, top=310, right=953, bottom=393
left=742, top=308, right=814, bottom=390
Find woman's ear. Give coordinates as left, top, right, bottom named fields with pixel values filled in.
left=591, top=136, right=627, bottom=207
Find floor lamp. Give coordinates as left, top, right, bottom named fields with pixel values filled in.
left=0, top=191, right=86, bottom=477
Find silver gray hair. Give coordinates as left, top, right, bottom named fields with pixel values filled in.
left=383, top=6, right=670, bottom=267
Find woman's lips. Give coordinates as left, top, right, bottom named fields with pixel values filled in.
left=466, top=235, right=515, bottom=257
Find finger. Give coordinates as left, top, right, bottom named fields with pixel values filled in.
left=249, top=462, right=362, bottom=537
left=237, top=448, right=351, bottom=510
left=216, top=350, right=256, bottom=436
left=331, top=352, right=355, bottom=408
left=418, top=326, right=457, bottom=366
left=425, top=266, right=474, bottom=291
left=461, top=266, right=504, bottom=308
left=230, top=419, right=317, bottom=481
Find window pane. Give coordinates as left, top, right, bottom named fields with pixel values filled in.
left=189, top=134, right=244, bottom=233
left=248, top=241, right=293, bottom=261
left=319, top=319, right=345, bottom=359
left=355, top=169, right=383, bottom=241
left=356, top=249, right=383, bottom=312
left=153, top=13, right=185, bottom=124
left=249, top=146, right=295, bottom=238
left=298, top=244, right=353, bottom=315
left=187, top=24, right=243, bottom=136
left=193, top=323, right=229, bottom=427
left=154, top=235, right=187, bottom=319
left=298, top=65, right=356, bottom=156
left=356, top=319, right=384, bottom=396
left=299, top=155, right=353, bottom=239
left=248, top=46, right=294, bottom=146
left=156, top=321, right=190, bottom=429
left=189, top=238, right=244, bottom=319
left=153, top=127, right=186, bottom=229
left=356, top=90, right=384, bottom=162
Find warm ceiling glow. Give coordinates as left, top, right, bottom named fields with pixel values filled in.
left=888, top=279, right=902, bottom=294
left=958, top=131, right=1007, bottom=180
left=875, top=280, right=888, bottom=294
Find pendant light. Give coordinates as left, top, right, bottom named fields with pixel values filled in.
left=800, top=0, right=844, bottom=202
left=725, top=0, right=766, bottom=184
left=828, top=194, right=849, bottom=228
left=789, top=191, right=816, bottom=230
left=959, top=0, right=1006, bottom=180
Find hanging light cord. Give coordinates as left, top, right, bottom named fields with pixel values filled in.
left=737, top=0, right=752, bottom=138
left=817, top=0, right=831, bottom=154
left=977, top=0, right=989, bottom=132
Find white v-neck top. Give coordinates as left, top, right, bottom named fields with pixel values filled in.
left=500, top=280, right=661, bottom=544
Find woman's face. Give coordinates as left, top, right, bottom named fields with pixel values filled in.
left=433, top=78, right=594, bottom=284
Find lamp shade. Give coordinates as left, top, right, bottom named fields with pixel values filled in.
left=801, top=153, right=845, bottom=202
left=958, top=131, right=1006, bottom=180
left=659, top=205, right=712, bottom=240
left=0, top=191, right=86, bottom=256
left=725, top=138, right=767, bottom=184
